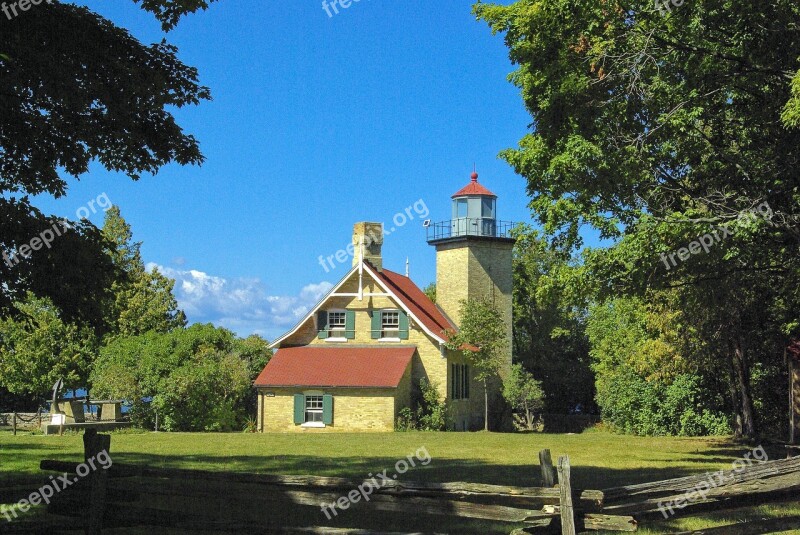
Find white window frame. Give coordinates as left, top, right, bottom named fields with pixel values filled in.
left=302, top=391, right=325, bottom=428
left=380, top=309, right=401, bottom=341
left=326, top=309, right=348, bottom=342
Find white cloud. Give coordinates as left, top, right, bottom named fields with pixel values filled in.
left=147, top=263, right=333, bottom=339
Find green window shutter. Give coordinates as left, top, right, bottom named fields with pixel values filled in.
left=345, top=310, right=356, bottom=340
left=398, top=310, right=409, bottom=340
left=464, top=365, right=469, bottom=399
left=370, top=310, right=382, bottom=339
left=450, top=364, right=456, bottom=399
left=293, top=394, right=305, bottom=424
left=322, top=395, right=334, bottom=425
left=317, top=311, right=328, bottom=339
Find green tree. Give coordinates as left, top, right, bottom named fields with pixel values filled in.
left=91, top=324, right=271, bottom=431
left=0, top=293, right=98, bottom=398
left=512, top=225, right=595, bottom=415
left=586, top=295, right=730, bottom=436
left=102, top=207, right=187, bottom=339
left=423, top=283, right=437, bottom=304
left=502, top=363, right=545, bottom=431
left=446, top=299, right=506, bottom=431
left=0, top=1, right=213, bottom=323
left=476, top=0, right=800, bottom=439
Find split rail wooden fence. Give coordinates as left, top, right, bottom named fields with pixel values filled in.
left=1, top=431, right=798, bottom=534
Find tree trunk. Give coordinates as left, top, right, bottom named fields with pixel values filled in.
left=730, top=337, right=757, bottom=439
left=728, top=357, right=743, bottom=438
left=483, top=379, right=489, bottom=432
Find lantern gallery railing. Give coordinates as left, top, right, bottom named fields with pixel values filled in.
left=425, top=219, right=516, bottom=242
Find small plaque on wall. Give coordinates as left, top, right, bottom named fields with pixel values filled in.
left=265, top=392, right=276, bottom=397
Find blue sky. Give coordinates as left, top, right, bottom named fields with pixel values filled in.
left=35, top=0, right=537, bottom=340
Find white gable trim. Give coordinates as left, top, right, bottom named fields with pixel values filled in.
left=269, top=262, right=446, bottom=348
left=269, top=264, right=360, bottom=349
left=360, top=262, right=447, bottom=345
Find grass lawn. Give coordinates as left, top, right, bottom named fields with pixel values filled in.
left=1, top=427, right=798, bottom=533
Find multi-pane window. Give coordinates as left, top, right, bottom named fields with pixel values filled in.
left=451, top=364, right=470, bottom=400
left=305, top=395, right=324, bottom=423
left=328, top=311, right=346, bottom=338
left=381, top=311, right=400, bottom=338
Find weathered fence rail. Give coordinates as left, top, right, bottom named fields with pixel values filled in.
left=11, top=433, right=798, bottom=534
left=29, top=435, right=632, bottom=534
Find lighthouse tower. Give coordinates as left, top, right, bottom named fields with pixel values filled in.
left=427, top=171, right=515, bottom=379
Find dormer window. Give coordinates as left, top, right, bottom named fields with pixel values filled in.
left=370, top=309, right=409, bottom=340
left=381, top=310, right=400, bottom=338
left=317, top=310, right=355, bottom=341
left=328, top=311, right=347, bottom=338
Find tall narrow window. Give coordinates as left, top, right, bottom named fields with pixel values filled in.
left=451, top=364, right=470, bottom=400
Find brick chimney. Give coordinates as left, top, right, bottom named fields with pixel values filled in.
left=352, top=222, right=383, bottom=271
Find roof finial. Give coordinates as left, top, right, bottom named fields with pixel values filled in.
left=471, top=163, right=478, bottom=183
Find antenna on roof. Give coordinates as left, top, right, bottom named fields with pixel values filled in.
left=405, top=257, right=409, bottom=278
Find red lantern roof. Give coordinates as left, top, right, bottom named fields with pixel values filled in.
left=451, top=171, right=497, bottom=198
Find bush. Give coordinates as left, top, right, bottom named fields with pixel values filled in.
left=91, top=324, right=271, bottom=432
left=596, top=370, right=730, bottom=436
left=395, top=379, right=448, bottom=431
left=503, top=363, right=545, bottom=431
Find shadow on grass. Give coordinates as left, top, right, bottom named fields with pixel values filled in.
left=4, top=435, right=791, bottom=534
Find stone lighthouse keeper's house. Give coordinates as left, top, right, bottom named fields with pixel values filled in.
left=254, top=172, right=515, bottom=432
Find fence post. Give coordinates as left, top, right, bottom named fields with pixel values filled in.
left=557, top=455, right=576, bottom=535
left=12, top=412, right=17, bottom=436
left=539, top=449, right=555, bottom=487
left=83, top=430, right=111, bottom=535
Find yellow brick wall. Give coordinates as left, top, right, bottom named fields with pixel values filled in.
left=435, top=239, right=513, bottom=378
left=259, top=387, right=399, bottom=432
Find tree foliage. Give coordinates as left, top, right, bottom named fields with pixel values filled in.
left=91, top=324, right=271, bottom=432
left=502, top=363, right=545, bottom=431
left=477, top=0, right=800, bottom=439
left=446, top=298, right=507, bottom=431
left=0, top=0, right=212, bottom=323
left=586, top=296, right=730, bottom=436
left=102, top=207, right=187, bottom=339
left=512, top=225, right=595, bottom=415
left=0, top=294, right=98, bottom=397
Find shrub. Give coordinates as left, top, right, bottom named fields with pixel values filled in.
left=503, top=363, right=545, bottom=431
left=395, top=379, right=448, bottom=431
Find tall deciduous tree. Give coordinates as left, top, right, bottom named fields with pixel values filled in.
left=476, top=0, right=800, bottom=438
left=447, top=298, right=507, bottom=431
left=0, top=0, right=213, bottom=324
left=512, top=225, right=595, bottom=415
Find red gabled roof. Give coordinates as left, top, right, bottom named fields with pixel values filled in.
left=452, top=172, right=497, bottom=198
left=372, top=267, right=455, bottom=342
left=254, top=346, right=414, bottom=388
